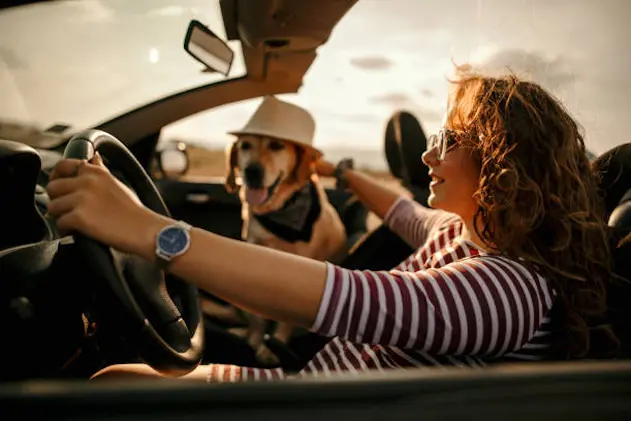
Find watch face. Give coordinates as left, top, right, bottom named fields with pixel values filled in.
left=158, top=226, right=190, bottom=256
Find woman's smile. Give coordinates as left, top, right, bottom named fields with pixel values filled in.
left=429, top=173, right=445, bottom=188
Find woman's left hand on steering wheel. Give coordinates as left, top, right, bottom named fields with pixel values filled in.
left=46, top=154, right=161, bottom=257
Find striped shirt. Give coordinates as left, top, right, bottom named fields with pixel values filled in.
left=207, top=197, right=557, bottom=382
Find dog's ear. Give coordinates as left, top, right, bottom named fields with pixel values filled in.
left=225, top=141, right=239, bottom=193
left=291, top=146, right=317, bottom=185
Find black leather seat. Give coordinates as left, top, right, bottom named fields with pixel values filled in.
left=0, top=140, right=52, bottom=251
left=594, top=144, right=631, bottom=358
left=608, top=189, right=631, bottom=230
left=593, top=143, right=631, bottom=219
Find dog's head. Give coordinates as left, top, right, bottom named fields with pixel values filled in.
left=225, top=135, right=317, bottom=211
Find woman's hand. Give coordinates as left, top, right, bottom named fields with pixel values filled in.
left=315, top=159, right=336, bottom=177
left=46, top=154, right=163, bottom=256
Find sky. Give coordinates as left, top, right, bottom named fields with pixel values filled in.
left=1, top=0, right=630, bottom=169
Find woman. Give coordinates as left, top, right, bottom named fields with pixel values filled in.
left=46, top=70, right=614, bottom=381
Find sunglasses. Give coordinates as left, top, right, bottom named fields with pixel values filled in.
left=427, top=129, right=461, bottom=161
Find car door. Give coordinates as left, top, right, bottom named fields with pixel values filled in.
left=156, top=176, right=242, bottom=241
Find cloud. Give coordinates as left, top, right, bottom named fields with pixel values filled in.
left=330, top=112, right=375, bottom=123
left=148, top=6, right=187, bottom=17
left=370, top=93, right=442, bottom=124
left=414, top=107, right=443, bottom=124
left=370, top=92, right=412, bottom=107
left=349, top=56, right=393, bottom=71
left=310, top=105, right=377, bottom=124
left=65, top=0, right=115, bottom=22
left=0, top=46, right=24, bottom=69
left=475, top=49, right=578, bottom=90
left=419, top=88, right=434, bottom=98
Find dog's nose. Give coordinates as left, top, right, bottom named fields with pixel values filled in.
left=244, top=163, right=264, bottom=188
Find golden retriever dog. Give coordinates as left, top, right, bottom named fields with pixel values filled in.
left=205, top=96, right=346, bottom=365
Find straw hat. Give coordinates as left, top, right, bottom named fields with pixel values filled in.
left=229, top=96, right=322, bottom=157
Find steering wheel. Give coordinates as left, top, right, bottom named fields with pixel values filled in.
left=62, top=130, right=204, bottom=374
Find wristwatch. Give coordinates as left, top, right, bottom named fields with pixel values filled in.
left=155, top=221, right=192, bottom=269
left=334, top=158, right=354, bottom=191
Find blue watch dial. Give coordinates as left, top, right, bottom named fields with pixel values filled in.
left=158, top=226, right=189, bottom=255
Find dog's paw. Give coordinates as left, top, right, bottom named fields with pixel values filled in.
left=255, top=344, right=280, bottom=366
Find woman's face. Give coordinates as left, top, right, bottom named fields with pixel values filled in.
left=421, top=131, right=480, bottom=221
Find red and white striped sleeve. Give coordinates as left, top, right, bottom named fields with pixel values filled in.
left=384, top=196, right=460, bottom=249
left=205, top=364, right=286, bottom=383
left=311, top=256, right=556, bottom=357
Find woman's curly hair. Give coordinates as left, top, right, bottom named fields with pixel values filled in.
left=446, top=67, right=616, bottom=359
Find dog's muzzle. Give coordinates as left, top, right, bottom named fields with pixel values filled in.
left=244, top=163, right=265, bottom=188
left=243, top=163, right=283, bottom=205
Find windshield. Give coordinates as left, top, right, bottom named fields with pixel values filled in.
left=0, top=0, right=245, bottom=144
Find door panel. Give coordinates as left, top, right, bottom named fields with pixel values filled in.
left=156, top=179, right=242, bottom=240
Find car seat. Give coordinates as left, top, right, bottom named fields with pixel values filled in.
left=594, top=143, right=631, bottom=358
left=0, top=140, right=52, bottom=251
left=593, top=143, right=631, bottom=220
left=608, top=190, right=631, bottom=230
left=384, top=110, right=431, bottom=204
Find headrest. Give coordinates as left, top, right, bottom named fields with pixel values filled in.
left=593, top=143, right=631, bottom=217
left=609, top=189, right=631, bottom=230
left=383, top=110, right=430, bottom=188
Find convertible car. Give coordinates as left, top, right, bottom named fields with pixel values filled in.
left=1, top=0, right=630, bottom=419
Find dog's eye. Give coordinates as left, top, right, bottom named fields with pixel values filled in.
left=240, top=141, right=252, bottom=151
left=269, top=141, right=285, bottom=151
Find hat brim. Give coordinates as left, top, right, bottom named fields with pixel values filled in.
left=228, top=129, right=323, bottom=158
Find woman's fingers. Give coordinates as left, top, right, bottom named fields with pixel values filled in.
left=46, top=176, right=85, bottom=200
left=49, top=158, right=85, bottom=181
left=90, top=152, right=105, bottom=167
left=55, top=211, right=85, bottom=235
left=44, top=153, right=159, bottom=255
left=47, top=191, right=86, bottom=235
left=49, top=155, right=108, bottom=182
left=47, top=191, right=83, bottom=217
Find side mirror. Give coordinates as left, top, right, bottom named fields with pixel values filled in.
left=184, top=19, right=234, bottom=75
left=157, top=143, right=189, bottom=179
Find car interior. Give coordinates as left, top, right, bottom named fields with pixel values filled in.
left=1, top=0, right=631, bottom=420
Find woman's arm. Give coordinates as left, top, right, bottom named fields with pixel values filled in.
left=337, top=166, right=403, bottom=220
left=111, top=202, right=555, bottom=358
left=317, top=160, right=457, bottom=248
left=383, top=197, right=460, bottom=249
left=47, top=158, right=550, bottom=358
left=92, top=362, right=286, bottom=383
left=152, top=215, right=329, bottom=328
left=313, top=257, right=556, bottom=356
left=46, top=158, right=329, bottom=328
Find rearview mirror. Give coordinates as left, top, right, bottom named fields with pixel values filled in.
left=184, top=19, right=234, bottom=75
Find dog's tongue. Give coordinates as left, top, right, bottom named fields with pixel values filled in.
left=245, top=187, right=268, bottom=205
